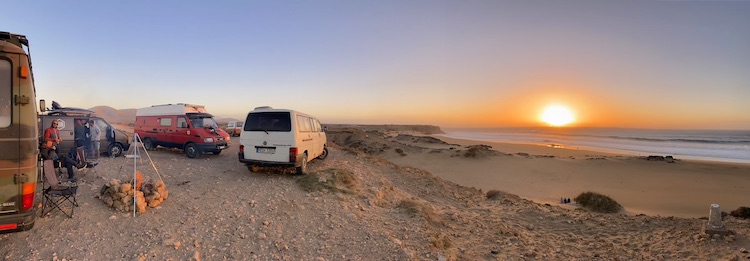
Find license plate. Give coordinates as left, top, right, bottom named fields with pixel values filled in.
left=257, top=147, right=275, bottom=154
left=218, top=146, right=226, bottom=149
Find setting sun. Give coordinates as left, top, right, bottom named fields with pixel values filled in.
left=541, top=105, right=575, bottom=127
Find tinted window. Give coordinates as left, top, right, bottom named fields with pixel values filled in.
left=244, top=112, right=291, bottom=132
left=0, top=60, right=10, bottom=128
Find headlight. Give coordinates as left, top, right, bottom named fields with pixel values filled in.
left=204, top=138, right=214, bottom=143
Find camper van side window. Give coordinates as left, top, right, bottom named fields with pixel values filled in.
left=0, top=60, right=11, bottom=128
left=160, top=118, right=172, bottom=127
left=312, top=119, right=322, bottom=132
left=297, top=115, right=312, bottom=132
left=177, top=117, right=188, bottom=128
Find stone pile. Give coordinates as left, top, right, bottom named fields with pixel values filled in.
left=99, top=174, right=169, bottom=214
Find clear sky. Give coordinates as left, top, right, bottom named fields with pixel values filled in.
left=3, top=1, right=749, bottom=129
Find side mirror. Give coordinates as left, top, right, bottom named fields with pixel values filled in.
left=39, top=99, right=46, bottom=112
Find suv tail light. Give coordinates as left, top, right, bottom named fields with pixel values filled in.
left=289, top=147, right=297, bottom=163
left=239, top=145, right=244, bottom=152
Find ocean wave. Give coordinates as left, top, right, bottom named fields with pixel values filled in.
left=605, top=136, right=750, bottom=144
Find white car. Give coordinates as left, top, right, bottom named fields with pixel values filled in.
left=238, top=107, right=328, bottom=174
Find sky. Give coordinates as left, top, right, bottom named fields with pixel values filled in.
left=3, top=1, right=749, bottom=129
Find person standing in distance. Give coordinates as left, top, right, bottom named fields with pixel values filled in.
left=89, top=119, right=101, bottom=159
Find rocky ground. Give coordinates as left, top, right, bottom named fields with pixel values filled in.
left=2, top=126, right=749, bottom=260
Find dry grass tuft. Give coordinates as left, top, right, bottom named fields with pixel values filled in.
left=430, top=232, right=452, bottom=250
left=297, top=168, right=357, bottom=193
left=397, top=199, right=441, bottom=224
left=574, top=191, right=623, bottom=213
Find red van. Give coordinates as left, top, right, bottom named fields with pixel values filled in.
left=135, top=103, right=230, bottom=158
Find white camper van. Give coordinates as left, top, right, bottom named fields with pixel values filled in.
left=238, top=107, right=328, bottom=174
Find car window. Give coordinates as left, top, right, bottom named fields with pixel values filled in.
left=159, top=118, right=172, bottom=127
left=244, top=112, right=291, bottom=132
left=297, top=115, right=312, bottom=132
left=177, top=117, right=188, bottom=128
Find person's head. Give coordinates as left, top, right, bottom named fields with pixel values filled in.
left=50, top=120, right=58, bottom=128
left=89, top=120, right=94, bottom=125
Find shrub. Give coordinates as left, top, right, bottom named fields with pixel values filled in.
left=574, top=191, right=623, bottom=213
left=397, top=199, right=440, bottom=224
left=296, top=168, right=356, bottom=193
left=730, top=206, right=750, bottom=219
left=486, top=190, right=502, bottom=200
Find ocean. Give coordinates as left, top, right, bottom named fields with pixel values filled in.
left=440, top=127, right=750, bottom=163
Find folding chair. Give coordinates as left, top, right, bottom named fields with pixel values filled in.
left=41, top=160, right=79, bottom=218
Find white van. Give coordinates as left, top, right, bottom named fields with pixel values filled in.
left=238, top=107, right=328, bottom=174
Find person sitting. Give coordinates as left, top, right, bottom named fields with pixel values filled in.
left=41, top=143, right=82, bottom=181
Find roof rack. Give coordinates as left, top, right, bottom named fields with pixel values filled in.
left=45, top=108, right=95, bottom=117
left=0, top=31, right=29, bottom=49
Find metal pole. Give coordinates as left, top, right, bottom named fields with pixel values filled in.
left=133, top=133, right=139, bottom=217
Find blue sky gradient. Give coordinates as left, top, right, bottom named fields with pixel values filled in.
left=3, top=1, right=749, bottom=129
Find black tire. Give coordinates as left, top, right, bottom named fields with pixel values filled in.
left=185, top=143, right=200, bottom=158
left=212, top=150, right=221, bottom=155
left=143, top=138, right=154, bottom=150
left=295, top=153, right=308, bottom=175
left=108, top=143, right=124, bottom=157
left=317, top=147, right=329, bottom=160
left=247, top=165, right=260, bottom=172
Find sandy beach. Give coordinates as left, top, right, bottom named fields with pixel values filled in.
left=382, top=134, right=750, bottom=218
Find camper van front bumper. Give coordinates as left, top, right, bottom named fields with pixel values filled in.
left=196, top=142, right=228, bottom=152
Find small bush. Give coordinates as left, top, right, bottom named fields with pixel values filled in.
left=430, top=232, right=452, bottom=249
left=730, top=206, right=750, bottom=219
left=296, top=168, right=357, bottom=193
left=397, top=199, right=440, bottom=224
left=574, top=191, right=623, bottom=213
left=486, top=190, right=502, bottom=200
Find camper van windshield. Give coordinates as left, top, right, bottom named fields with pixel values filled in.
left=190, top=117, right=218, bottom=128
left=245, top=112, right=291, bottom=132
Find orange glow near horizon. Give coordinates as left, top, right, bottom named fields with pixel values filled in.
left=540, top=104, right=575, bottom=126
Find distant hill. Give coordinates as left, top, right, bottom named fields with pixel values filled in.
left=89, top=106, right=137, bottom=126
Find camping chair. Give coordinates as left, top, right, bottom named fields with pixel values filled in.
left=73, top=146, right=98, bottom=176
left=41, top=160, right=79, bottom=218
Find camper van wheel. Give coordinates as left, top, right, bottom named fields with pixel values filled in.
left=318, top=147, right=329, bottom=160
left=212, top=150, right=221, bottom=155
left=295, top=154, right=308, bottom=175
left=247, top=165, right=260, bottom=172
left=185, top=143, right=200, bottom=158
left=108, top=143, right=124, bottom=157
left=143, top=138, right=154, bottom=150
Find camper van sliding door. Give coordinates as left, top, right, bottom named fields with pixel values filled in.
left=295, top=115, right=315, bottom=159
